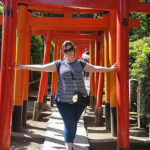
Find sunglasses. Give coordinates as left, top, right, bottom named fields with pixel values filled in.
left=64, top=47, right=74, bottom=53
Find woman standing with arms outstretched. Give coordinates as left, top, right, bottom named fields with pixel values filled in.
left=16, top=41, right=116, bottom=150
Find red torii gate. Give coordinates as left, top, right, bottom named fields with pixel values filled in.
left=0, top=0, right=150, bottom=150
left=30, top=12, right=140, bottom=127
left=12, top=6, right=118, bottom=134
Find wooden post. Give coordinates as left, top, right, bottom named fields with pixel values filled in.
left=137, top=84, right=141, bottom=128
left=50, top=40, right=58, bottom=107
left=0, top=0, right=17, bottom=149
left=117, top=0, right=129, bottom=149
left=104, top=29, right=111, bottom=131
left=89, top=40, right=95, bottom=110
left=33, top=31, right=52, bottom=120
left=95, top=41, right=104, bottom=126
left=12, top=4, right=28, bottom=132
left=109, top=11, right=117, bottom=137
left=22, top=10, right=32, bottom=126
left=95, top=41, right=100, bottom=99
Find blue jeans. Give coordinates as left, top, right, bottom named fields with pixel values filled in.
left=56, top=102, right=85, bottom=143
left=84, top=72, right=89, bottom=78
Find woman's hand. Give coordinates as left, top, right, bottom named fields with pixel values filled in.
left=110, top=63, right=117, bottom=71
left=15, top=64, right=24, bottom=70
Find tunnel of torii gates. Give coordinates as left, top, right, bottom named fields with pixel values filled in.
left=0, top=0, right=149, bottom=150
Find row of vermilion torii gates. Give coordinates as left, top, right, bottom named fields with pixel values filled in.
left=0, top=0, right=149, bottom=150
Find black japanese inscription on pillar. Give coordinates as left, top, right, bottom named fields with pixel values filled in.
left=4, top=7, right=13, bottom=17
left=122, top=18, right=128, bottom=27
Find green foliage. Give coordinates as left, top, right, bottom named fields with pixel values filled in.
left=30, top=35, right=44, bottom=80
left=0, top=6, right=3, bottom=15
left=129, top=37, right=150, bottom=127
left=31, top=35, right=44, bottom=64
left=50, top=41, right=54, bottom=62
left=129, top=13, right=150, bottom=41
left=140, top=0, right=150, bottom=2
left=129, top=0, right=150, bottom=41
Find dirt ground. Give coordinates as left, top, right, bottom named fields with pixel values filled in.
left=11, top=100, right=52, bottom=150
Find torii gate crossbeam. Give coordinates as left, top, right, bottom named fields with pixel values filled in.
left=18, top=0, right=150, bottom=13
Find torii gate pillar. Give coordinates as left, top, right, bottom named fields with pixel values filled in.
left=0, top=0, right=17, bottom=149
left=117, top=0, right=129, bottom=149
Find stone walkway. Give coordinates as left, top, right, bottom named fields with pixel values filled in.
left=42, top=108, right=89, bottom=150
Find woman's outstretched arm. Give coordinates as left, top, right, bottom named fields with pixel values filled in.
left=16, top=62, right=57, bottom=72
left=83, top=63, right=116, bottom=72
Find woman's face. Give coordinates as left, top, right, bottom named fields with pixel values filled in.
left=63, top=44, right=75, bottom=59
